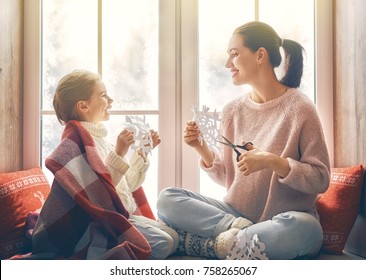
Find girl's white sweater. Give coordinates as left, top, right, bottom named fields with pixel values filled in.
left=81, top=122, right=148, bottom=214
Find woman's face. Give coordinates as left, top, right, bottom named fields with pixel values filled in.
left=225, top=34, right=258, bottom=86
left=83, top=80, right=113, bottom=124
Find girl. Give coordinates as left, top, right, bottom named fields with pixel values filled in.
left=32, top=70, right=178, bottom=259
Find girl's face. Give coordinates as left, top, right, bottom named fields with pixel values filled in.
left=225, top=34, right=259, bottom=86
left=82, top=80, right=113, bottom=124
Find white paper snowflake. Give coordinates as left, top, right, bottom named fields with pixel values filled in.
left=191, top=104, right=222, bottom=152
left=226, top=231, right=268, bottom=260
left=125, top=115, right=153, bottom=157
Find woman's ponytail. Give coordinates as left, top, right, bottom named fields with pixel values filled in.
left=280, top=39, right=304, bottom=88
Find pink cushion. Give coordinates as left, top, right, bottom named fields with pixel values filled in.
left=0, top=167, right=50, bottom=259
left=317, top=165, right=364, bottom=254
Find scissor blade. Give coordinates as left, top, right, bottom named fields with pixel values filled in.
left=215, top=140, right=232, bottom=147
left=221, top=135, right=235, bottom=146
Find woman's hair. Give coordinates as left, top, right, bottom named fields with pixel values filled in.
left=234, top=21, right=304, bottom=88
left=53, top=70, right=101, bottom=125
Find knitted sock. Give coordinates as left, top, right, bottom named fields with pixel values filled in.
left=231, top=217, right=253, bottom=230
left=214, top=228, right=240, bottom=259
left=175, top=229, right=217, bottom=259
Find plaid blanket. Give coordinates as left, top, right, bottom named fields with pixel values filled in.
left=31, top=120, right=153, bottom=259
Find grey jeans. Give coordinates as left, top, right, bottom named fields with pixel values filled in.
left=157, top=187, right=323, bottom=259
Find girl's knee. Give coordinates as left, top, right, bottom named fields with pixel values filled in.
left=160, top=225, right=179, bottom=254
left=165, top=234, right=178, bottom=256
left=150, top=234, right=178, bottom=260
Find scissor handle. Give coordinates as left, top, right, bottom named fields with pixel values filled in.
left=242, top=142, right=254, bottom=151
left=236, top=142, right=254, bottom=151
left=235, top=142, right=254, bottom=162
left=234, top=150, right=242, bottom=162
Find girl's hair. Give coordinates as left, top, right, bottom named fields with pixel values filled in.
left=234, top=21, right=304, bottom=88
left=53, top=70, right=101, bottom=125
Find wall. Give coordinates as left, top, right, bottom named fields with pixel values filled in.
left=334, top=0, right=366, bottom=167
left=0, top=0, right=24, bottom=173
left=334, top=0, right=366, bottom=258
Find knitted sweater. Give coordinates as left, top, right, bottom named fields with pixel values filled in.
left=81, top=122, right=149, bottom=214
left=201, top=88, right=330, bottom=223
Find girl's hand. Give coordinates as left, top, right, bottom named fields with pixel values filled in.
left=115, top=129, right=135, bottom=157
left=137, top=129, right=161, bottom=161
left=183, top=121, right=202, bottom=149
left=150, top=129, right=161, bottom=149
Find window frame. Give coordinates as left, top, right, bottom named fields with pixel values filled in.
left=23, top=0, right=334, bottom=195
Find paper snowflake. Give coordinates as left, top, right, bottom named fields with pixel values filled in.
left=226, top=231, right=268, bottom=260
left=125, top=115, right=153, bottom=157
left=192, top=104, right=222, bottom=152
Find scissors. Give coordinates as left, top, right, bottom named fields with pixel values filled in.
left=216, top=135, right=254, bottom=162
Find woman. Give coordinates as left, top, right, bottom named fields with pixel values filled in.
left=157, top=21, right=330, bottom=260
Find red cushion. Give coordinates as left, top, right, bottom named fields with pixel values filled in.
left=0, top=167, right=50, bottom=259
left=317, top=165, right=364, bottom=254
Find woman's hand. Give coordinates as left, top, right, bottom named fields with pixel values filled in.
left=237, top=148, right=269, bottom=176
left=184, top=120, right=214, bottom=167
left=115, top=129, right=135, bottom=157
left=183, top=121, right=202, bottom=149
left=237, top=146, right=290, bottom=177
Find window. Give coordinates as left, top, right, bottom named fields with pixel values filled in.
left=24, top=0, right=333, bottom=214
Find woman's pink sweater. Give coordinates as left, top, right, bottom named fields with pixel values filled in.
left=201, top=88, right=330, bottom=223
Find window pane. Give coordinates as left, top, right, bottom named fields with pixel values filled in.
left=102, top=0, right=159, bottom=111
left=41, top=115, right=64, bottom=182
left=259, top=0, right=315, bottom=102
left=198, top=0, right=255, bottom=111
left=198, top=0, right=255, bottom=199
left=42, top=0, right=98, bottom=110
